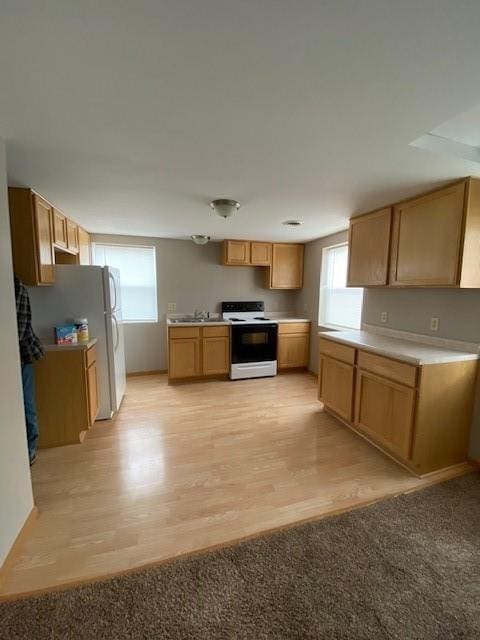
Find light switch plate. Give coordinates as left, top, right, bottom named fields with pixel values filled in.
left=380, top=311, right=388, bottom=323
left=430, top=317, right=439, bottom=331
left=167, top=302, right=176, bottom=312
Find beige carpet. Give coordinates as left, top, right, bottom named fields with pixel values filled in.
left=1, top=473, right=479, bottom=639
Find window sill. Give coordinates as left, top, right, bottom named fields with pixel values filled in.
left=317, top=323, right=359, bottom=332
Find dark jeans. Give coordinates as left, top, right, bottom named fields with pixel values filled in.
left=21, top=363, right=39, bottom=460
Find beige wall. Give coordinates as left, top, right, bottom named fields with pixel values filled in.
left=93, top=234, right=298, bottom=373
left=0, top=138, right=34, bottom=565
left=296, top=230, right=349, bottom=373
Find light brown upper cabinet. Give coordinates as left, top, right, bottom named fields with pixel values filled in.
left=347, top=208, right=391, bottom=286
left=54, top=210, right=79, bottom=254
left=221, top=239, right=303, bottom=288
left=66, top=219, right=79, bottom=253
left=9, top=188, right=55, bottom=285
left=222, top=240, right=250, bottom=265
left=348, top=177, right=480, bottom=288
left=9, top=187, right=92, bottom=283
left=52, top=209, right=68, bottom=249
left=250, top=241, right=272, bottom=266
left=78, top=227, right=92, bottom=265
left=268, top=243, right=304, bottom=289
left=390, top=182, right=466, bottom=287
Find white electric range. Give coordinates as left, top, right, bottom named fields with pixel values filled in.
left=222, top=301, right=278, bottom=380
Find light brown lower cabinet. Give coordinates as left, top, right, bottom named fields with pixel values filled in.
left=168, top=326, right=230, bottom=380
left=35, top=343, right=99, bottom=447
left=202, top=336, right=230, bottom=375
left=169, top=337, right=201, bottom=379
left=354, top=369, right=416, bottom=460
left=318, top=338, right=478, bottom=475
left=278, top=322, right=310, bottom=370
left=318, top=355, right=354, bottom=422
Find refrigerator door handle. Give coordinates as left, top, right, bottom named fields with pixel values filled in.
left=109, top=271, right=117, bottom=313
left=112, top=314, right=120, bottom=352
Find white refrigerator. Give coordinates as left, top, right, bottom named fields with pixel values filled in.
left=28, top=265, right=127, bottom=420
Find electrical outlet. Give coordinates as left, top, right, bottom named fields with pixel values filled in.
left=380, top=311, right=388, bottom=323
left=167, top=302, right=176, bottom=312
left=430, top=317, right=439, bottom=332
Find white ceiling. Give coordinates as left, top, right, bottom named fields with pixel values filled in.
left=1, top=1, right=480, bottom=242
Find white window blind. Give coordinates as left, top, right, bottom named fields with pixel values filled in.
left=319, top=243, right=363, bottom=329
left=93, top=244, right=158, bottom=323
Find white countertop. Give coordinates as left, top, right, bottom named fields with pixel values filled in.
left=319, top=330, right=480, bottom=365
left=167, top=317, right=311, bottom=327
left=167, top=319, right=230, bottom=327
left=43, top=338, right=98, bottom=352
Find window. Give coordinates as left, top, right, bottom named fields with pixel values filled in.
left=93, top=244, right=158, bottom=323
left=319, top=243, right=363, bottom=329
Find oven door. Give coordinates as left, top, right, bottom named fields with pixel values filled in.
left=231, top=324, right=278, bottom=364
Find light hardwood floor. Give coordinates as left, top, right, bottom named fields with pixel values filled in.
left=1, top=372, right=471, bottom=598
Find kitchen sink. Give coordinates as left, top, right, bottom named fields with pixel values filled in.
left=169, top=317, right=226, bottom=323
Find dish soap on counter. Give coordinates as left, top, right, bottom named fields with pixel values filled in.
left=74, top=318, right=89, bottom=342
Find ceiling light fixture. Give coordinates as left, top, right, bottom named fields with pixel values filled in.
left=210, top=198, right=240, bottom=219
left=191, top=235, right=211, bottom=245
left=283, top=219, right=303, bottom=226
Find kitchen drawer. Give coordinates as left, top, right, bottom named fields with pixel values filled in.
left=318, top=338, right=355, bottom=364
left=86, top=345, right=96, bottom=368
left=278, top=322, right=310, bottom=334
left=202, top=325, right=230, bottom=338
left=357, top=350, right=417, bottom=388
left=169, top=326, right=201, bottom=339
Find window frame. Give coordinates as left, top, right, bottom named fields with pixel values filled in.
left=92, top=242, right=158, bottom=324
left=319, top=241, right=363, bottom=331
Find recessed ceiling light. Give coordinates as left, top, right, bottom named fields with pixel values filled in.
left=283, top=220, right=303, bottom=226
left=191, top=235, right=211, bottom=245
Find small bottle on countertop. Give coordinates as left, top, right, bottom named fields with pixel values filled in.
left=74, top=318, right=89, bottom=342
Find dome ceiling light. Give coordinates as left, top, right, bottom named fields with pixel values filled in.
left=191, top=235, right=211, bottom=245
left=210, top=198, right=240, bottom=219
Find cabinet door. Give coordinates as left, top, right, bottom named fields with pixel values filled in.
left=318, top=355, right=354, bottom=421
left=278, top=334, right=309, bottom=369
left=270, top=244, right=304, bottom=289
left=223, top=240, right=250, bottom=265
left=250, top=242, right=271, bottom=266
left=202, top=337, right=229, bottom=375
left=347, top=208, right=391, bottom=286
left=52, top=209, right=67, bottom=248
left=78, top=227, right=91, bottom=264
left=169, top=338, right=201, bottom=379
left=354, top=369, right=415, bottom=460
left=66, top=219, right=79, bottom=253
left=390, top=183, right=465, bottom=286
left=33, top=195, right=55, bottom=284
left=87, top=361, right=99, bottom=426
